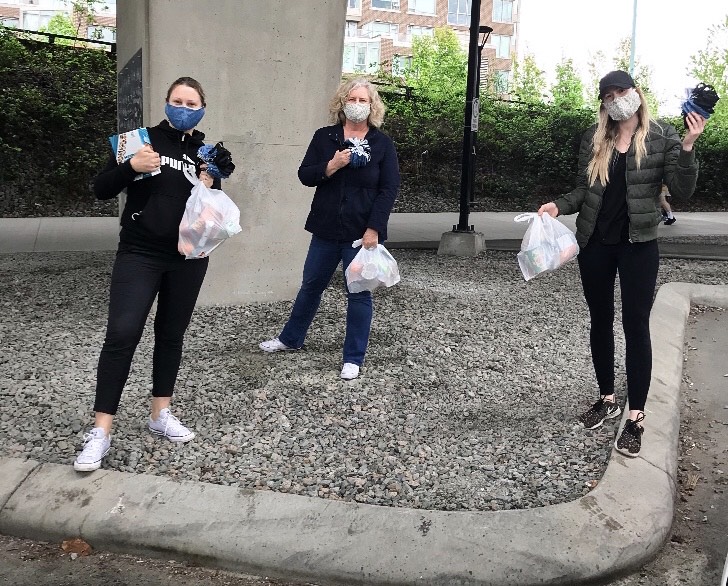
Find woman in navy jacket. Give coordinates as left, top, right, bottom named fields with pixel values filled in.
left=260, top=78, right=400, bottom=380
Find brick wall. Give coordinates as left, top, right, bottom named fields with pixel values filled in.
left=348, top=0, right=517, bottom=75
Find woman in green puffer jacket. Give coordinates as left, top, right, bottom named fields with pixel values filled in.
left=538, top=70, right=707, bottom=458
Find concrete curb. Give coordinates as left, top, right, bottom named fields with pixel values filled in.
left=1, top=283, right=727, bottom=585
left=388, top=240, right=728, bottom=261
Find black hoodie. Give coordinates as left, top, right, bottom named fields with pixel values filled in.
left=93, top=119, right=220, bottom=257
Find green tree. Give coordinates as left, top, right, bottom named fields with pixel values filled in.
left=689, top=15, right=728, bottom=126
left=510, top=53, right=545, bottom=103
left=586, top=49, right=609, bottom=103
left=585, top=40, right=658, bottom=112
left=612, top=38, right=659, bottom=113
left=38, top=14, right=77, bottom=45
left=404, top=27, right=467, bottom=116
left=550, top=58, right=585, bottom=109
left=67, top=0, right=108, bottom=38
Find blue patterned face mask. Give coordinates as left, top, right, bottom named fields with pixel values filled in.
left=165, top=103, right=206, bottom=131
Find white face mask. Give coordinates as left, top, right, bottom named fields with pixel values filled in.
left=343, top=102, right=370, bottom=124
left=604, top=88, right=641, bottom=121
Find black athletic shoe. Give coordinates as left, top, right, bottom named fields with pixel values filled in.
left=664, top=217, right=676, bottom=225
left=615, top=413, right=645, bottom=457
left=578, top=397, right=621, bottom=430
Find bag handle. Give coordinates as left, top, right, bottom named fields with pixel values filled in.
left=183, top=166, right=199, bottom=186
left=513, top=213, right=537, bottom=223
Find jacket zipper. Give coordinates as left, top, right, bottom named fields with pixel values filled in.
left=625, top=147, right=632, bottom=243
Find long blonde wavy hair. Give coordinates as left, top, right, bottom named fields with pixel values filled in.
left=328, top=78, right=386, bottom=128
left=587, top=87, right=652, bottom=187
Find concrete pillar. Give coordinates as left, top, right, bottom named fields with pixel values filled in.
left=116, top=0, right=347, bottom=305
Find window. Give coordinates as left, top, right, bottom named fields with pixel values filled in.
left=408, top=0, right=435, bottom=15
left=342, top=41, right=380, bottom=74
left=345, top=21, right=358, bottom=37
left=392, top=54, right=412, bottom=76
left=493, top=70, right=510, bottom=94
left=87, top=25, right=116, bottom=42
left=367, top=21, right=398, bottom=38
left=22, top=10, right=61, bottom=31
left=408, top=25, right=434, bottom=38
left=371, top=0, right=400, bottom=10
left=1, top=18, right=19, bottom=28
left=492, top=34, right=511, bottom=58
left=447, top=0, right=470, bottom=26
left=348, top=0, right=361, bottom=7
left=492, top=0, right=513, bottom=22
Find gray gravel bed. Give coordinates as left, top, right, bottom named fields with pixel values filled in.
left=1, top=249, right=726, bottom=512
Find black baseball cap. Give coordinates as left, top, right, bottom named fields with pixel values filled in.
left=598, top=70, right=636, bottom=100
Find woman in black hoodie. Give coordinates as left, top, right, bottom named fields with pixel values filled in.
left=74, top=77, right=218, bottom=472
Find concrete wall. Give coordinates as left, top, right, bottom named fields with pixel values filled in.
left=116, top=0, right=347, bottom=305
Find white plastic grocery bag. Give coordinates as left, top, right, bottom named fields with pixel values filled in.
left=513, top=212, right=579, bottom=281
left=178, top=171, right=242, bottom=259
left=345, top=239, right=401, bottom=293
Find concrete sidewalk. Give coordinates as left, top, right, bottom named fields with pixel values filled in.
left=1, top=214, right=728, bottom=584
left=2, top=212, right=728, bottom=257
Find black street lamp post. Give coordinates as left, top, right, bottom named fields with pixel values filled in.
left=468, top=24, right=492, bottom=205
left=453, top=0, right=491, bottom=232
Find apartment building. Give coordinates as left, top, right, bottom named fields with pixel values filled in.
left=0, top=0, right=116, bottom=41
left=344, top=0, right=519, bottom=90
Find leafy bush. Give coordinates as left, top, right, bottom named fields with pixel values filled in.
left=382, top=91, right=727, bottom=212
left=1, top=23, right=725, bottom=217
left=0, top=27, right=117, bottom=216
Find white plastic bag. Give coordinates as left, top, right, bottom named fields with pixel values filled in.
left=345, top=239, right=401, bottom=293
left=178, top=172, right=242, bottom=259
left=513, top=213, right=579, bottom=281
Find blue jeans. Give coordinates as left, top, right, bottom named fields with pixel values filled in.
left=279, top=235, right=373, bottom=366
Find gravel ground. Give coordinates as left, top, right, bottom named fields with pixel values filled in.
left=1, top=249, right=727, bottom=513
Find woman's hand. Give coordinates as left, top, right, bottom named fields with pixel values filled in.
left=538, top=202, right=559, bottom=218
left=199, top=164, right=213, bottom=188
left=325, top=149, right=351, bottom=177
left=129, top=144, right=160, bottom=173
left=682, top=112, right=706, bottom=151
left=200, top=171, right=213, bottom=188
left=362, top=228, right=378, bottom=250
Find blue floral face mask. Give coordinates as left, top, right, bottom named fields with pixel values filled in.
left=165, top=103, right=206, bottom=131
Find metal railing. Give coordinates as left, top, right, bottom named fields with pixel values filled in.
left=2, top=26, right=116, bottom=52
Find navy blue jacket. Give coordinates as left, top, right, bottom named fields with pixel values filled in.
left=298, top=124, right=400, bottom=242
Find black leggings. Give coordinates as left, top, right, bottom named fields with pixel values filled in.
left=577, top=239, right=659, bottom=412
left=94, top=248, right=209, bottom=415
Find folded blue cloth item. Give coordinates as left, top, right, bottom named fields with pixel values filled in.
left=343, top=137, right=371, bottom=168
left=681, top=82, right=720, bottom=125
left=681, top=99, right=712, bottom=119
left=197, top=142, right=236, bottom=179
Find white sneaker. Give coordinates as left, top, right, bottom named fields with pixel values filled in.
left=73, top=427, right=111, bottom=472
left=259, top=337, right=294, bottom=352
left=340, top=363, right=360, bottom=380
left=148, top=408, right=195, bottom=442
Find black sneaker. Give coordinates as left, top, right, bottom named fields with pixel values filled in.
left=615, top=414, right=645, bottom=457
left=664, top=217, right=676, bottom=225
left=578, top=397, right=621, bottom=430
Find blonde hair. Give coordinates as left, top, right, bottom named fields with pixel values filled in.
left=587, top=87, right=652, bottom=187
left=328, top=78, right=386, bottom=128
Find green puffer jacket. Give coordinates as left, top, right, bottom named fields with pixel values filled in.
left=553, top=120, right=699, bottom=247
